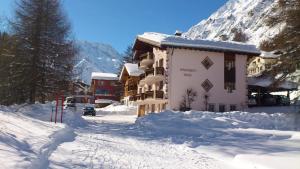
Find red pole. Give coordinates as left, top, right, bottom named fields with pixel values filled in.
left=50, top=103, right=53, bottom=122
left=61, top=95, right=64, bottom=123
left=55, top=93, right=58, bottom=123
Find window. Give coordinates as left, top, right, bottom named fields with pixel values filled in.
left=148, top=85, right=152, bottom=91
left=202, top=79, right=213, bottom=92
left=230, top=105, right=237, bottom=111
left=95, top=89, right=109, bottom=95
left=258, top=58, right=260, bottom=63
left=159, top=81, right=164, bottom=90
left=98, top=81, right=105, bottom=86
left=208, top=104, right=215, bottom=112
left=219, top=104, right=226, bottom=112
left=224, top=53, right=236, bottom=93
left=159, top=59, right=164, bottom=67
left=202, top=57, right=214, bottom=70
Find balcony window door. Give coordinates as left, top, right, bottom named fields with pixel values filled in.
left=224, top=52, right=236, bottom=93
left=159, top=59, right=163, bottom=67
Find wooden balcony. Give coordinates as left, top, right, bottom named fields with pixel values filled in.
left=140, top=67, right=165, bottom=85
left=144, top=67, right=164, bottom=77
left=124, top=86, right=137, bottom=97
left=139, top=52, right=154, bottom=69
left=144, top=90, right=164, bottom=100
left=145, top=91, right=154, bottom=99
left=156, top=90, right=164, bottom=99
left=136, top=93, right=145, bottom=101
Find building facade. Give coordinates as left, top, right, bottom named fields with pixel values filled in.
left=132, top=32, right=260, bottom=116
left=119, top=63, right=144, bottom=106
left=91, top=72, right=121, bottom=106
left=247, top=51, right=279, bottom=77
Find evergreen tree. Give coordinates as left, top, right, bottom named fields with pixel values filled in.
left=117, top=45, right=134, bottom=76
left=10, top=0, right=76, bottom=104
left=260, top=0, right=300, bottom=82
left=123, top=45, right=134, bottom=63
left=0, top=32, right=18, bottom=105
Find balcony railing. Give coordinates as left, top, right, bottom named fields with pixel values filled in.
left=136, top=93, right=145, bottom=101
left=144, top=90, right=164, bottom=99
left=129, top=95, right=137, bottom=101
left=139, top=52, right=154, bottom=69
left=144, top=67, right=165, bottom=77
left=127, top=90, right=137, bottom=96
left=125, top=78, right=137, bottom=86
left=156, top=90, right=164, bottom=99
left=145, top=68, right=154, bottom=77
left=140, top=52, right=154, bottom=60
left=125, top=85, right=137, bottom=91
left=145, top=91, right=154, bottom=99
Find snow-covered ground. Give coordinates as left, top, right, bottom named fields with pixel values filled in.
left=1, top=103, right=300, bottom=169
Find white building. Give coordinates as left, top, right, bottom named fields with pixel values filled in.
left=247, top=51, right=280, bottom=77
left=133, top=32, right=260, bottom=116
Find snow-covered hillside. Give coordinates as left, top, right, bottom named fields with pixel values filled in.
left=74, top=41, right=123, bottom=84
left=184, top=0, right=282, bottom=46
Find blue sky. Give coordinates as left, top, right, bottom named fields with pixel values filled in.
left=0, top=0, right=227, bottom=53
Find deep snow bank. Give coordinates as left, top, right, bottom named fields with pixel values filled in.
left=97, top=103, right=137, bottom=115
left=15, top=103, right=87, bottom=127
left=135, top=110, right=300, bottom=169
left=0, top=103, right=85, bottom=169
left=136, top=110, right=300, bottom=133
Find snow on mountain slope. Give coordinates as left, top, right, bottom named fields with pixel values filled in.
left=184, top=0, right=283, bottom=46
left=74, top=41, right=123, bottom=84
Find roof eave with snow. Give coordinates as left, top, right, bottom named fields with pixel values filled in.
left=91, top=72, right=118, bottom=81
left=135, top=32, right=261, bottom=56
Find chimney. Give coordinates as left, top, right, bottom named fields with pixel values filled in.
left=174, top=30, right=182, bottom=37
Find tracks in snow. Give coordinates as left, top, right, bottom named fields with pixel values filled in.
left=30, top=126, right=76, bottom=169
left=48, top=115, right=224, bottom=169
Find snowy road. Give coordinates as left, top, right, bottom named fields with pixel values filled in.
left=49, top=114, right=228, bottom=169
left=1, top=104, right=299, bottom=169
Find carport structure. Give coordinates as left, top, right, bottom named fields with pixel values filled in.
left=248, top=76, right=299, bottom=106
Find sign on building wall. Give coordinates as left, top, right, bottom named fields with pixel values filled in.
left=180, top=68, right=197, bottom=77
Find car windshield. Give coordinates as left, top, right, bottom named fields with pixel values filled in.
left=85, top=107, right=94, bottom=110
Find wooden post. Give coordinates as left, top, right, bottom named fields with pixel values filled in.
left=60, top=94, right=64, bottom=123
left=50, top=102, right=53, bottom=122
left=55, top=94, right=58, bottom=123
left=258, top=87, right=261, bottom=106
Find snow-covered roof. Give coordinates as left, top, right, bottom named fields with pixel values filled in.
left=124, top=63, right=144, bottom=76
left=260, top=51, right=280, bottom=59
left=135, top=32, right=261, bottom=55
left=119, top=63, right=144, bottom=81
left=91, top=72, right=118, bottom=80
left=95, top=99, right=115, bottom=104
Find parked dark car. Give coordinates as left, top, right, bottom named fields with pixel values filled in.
left=262, top=94, right=277, bottom=106
left=248, top=95, right=257, bottom=107
left=83, top=107, right=96, bottom=116
left=255, top=93, right=277, bottom=106
left=274, top=95, right=290, bottom=106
